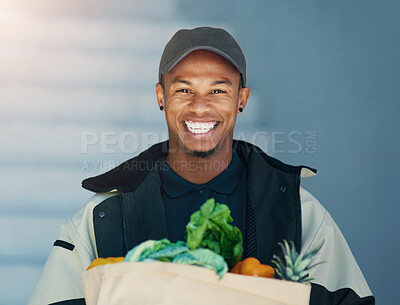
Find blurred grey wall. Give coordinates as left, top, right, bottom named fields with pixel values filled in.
left=1, top=0, right=398, bottom=304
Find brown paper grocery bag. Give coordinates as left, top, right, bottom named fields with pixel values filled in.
left=82, top=261, right=310, bottom=305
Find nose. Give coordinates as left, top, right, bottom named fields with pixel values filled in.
left=189, top=93, right=210, bottom=114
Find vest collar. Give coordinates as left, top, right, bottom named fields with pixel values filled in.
left=82, top=140, right=316, bottom=194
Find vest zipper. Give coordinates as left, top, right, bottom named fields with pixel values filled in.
left=118, top=188, right=128, bottom=254
left=297, top=174, right=303, bottom=253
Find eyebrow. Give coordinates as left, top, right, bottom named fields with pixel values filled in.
left=172, top=80, right=192, bottom=85
left=211, top=80, right=232, bottom=86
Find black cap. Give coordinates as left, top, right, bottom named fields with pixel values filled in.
left=159, top=26, right=247, bottom=87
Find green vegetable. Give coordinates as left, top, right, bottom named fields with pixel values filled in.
left=124, top=198, right=243, bottom=278
left=124, top=239, right=176, bottom=262
left=185, top=198, right=243, bottom=269
left=124, top=239, right=228, bottom=278
left=147, top=244, right=188, bottom=261
left=173, top=248, right=228, bottom=277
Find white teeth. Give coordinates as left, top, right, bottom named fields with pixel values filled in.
left=184, top=121, right=217, bottom=134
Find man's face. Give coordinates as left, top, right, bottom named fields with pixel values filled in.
left=156, top=50, right=250, bottom=158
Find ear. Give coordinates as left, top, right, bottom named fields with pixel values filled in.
left=155, top=82, right=165, bottom=109
left=238, top=86, right=250, bottom=113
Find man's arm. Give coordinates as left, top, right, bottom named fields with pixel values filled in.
left=28, top=193, right=116, bottom=305
left=28, top=221, right=89, bottom=304
left=301, top=187, right=375, bottom=305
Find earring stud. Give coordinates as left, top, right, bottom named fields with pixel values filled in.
left=159, top=105, right=164, bottom=111
left=238, top=107, right=243, bottom=113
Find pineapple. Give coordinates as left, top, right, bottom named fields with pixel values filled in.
left=272, top=240, right=323, bottom=284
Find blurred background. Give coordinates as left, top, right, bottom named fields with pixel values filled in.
left=1, top=0, right=399, bottom=304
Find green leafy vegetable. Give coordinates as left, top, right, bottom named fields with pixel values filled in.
left=124, top=198, right=243, bottom=278
left=124, top=239, right=228, bottom=278
left=185, top=198, right=243, bottom=269
left=173, top=248, right=228, bottom=278
left=124, top=239, right=175, bottom=262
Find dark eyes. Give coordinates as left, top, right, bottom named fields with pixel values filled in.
left=210, top=89, right=225, bottom=94
left=176, top=89, right=191, bottom=93
left=175, top=89, right=226, bottom=94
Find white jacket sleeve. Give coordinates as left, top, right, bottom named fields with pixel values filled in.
left=28, top=193, right=116, bottom=305
left=301, top=187, right=375, bottom=304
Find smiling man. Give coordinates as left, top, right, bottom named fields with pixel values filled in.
left=156, top=48, right=250, bottom=184
left=28, top=27, right=375, bottom=305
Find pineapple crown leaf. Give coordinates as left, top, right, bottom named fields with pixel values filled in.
left=289, top=241, right=297, bottom=260
left=271, top=256, right=284, bottom=271
left=303, top=240, right=325, bottom=260
left=298, top=270, right=310, bottom=279
left=306, top=261, right=326, bottom=270
left=300, top=276, right=314, bottom=282
left=284, top=254, right=294, bottom=269
left=272, top=239, right=325, bottom=284
left=294, top=256, right=313, bottom=272
left=271, top=255, right=283, bottom=266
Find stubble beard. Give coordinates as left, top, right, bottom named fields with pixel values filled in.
left=180, top=134, right=219, bottom=159
left=181, top=134, right=232, bottom=159
left=190, top=148, right=217, bottom=159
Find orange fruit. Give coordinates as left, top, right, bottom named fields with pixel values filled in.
left=238, top=257, right=275, bottom=278
left=229, top=261, right=243, bottom=274
left=86, top=257, right=125, bottom=270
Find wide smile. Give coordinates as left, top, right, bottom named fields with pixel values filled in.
left=183, top=120, right=219, bottom=135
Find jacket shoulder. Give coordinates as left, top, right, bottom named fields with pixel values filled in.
left=300, top=187, right=374, bottom=302
left=234, top=140, right=316, bottom=176
left=64, top=191, right=119, bottom=255
left=70, top=191, right=119, bottom=223
left=81, top=141, right=168, bottom=193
